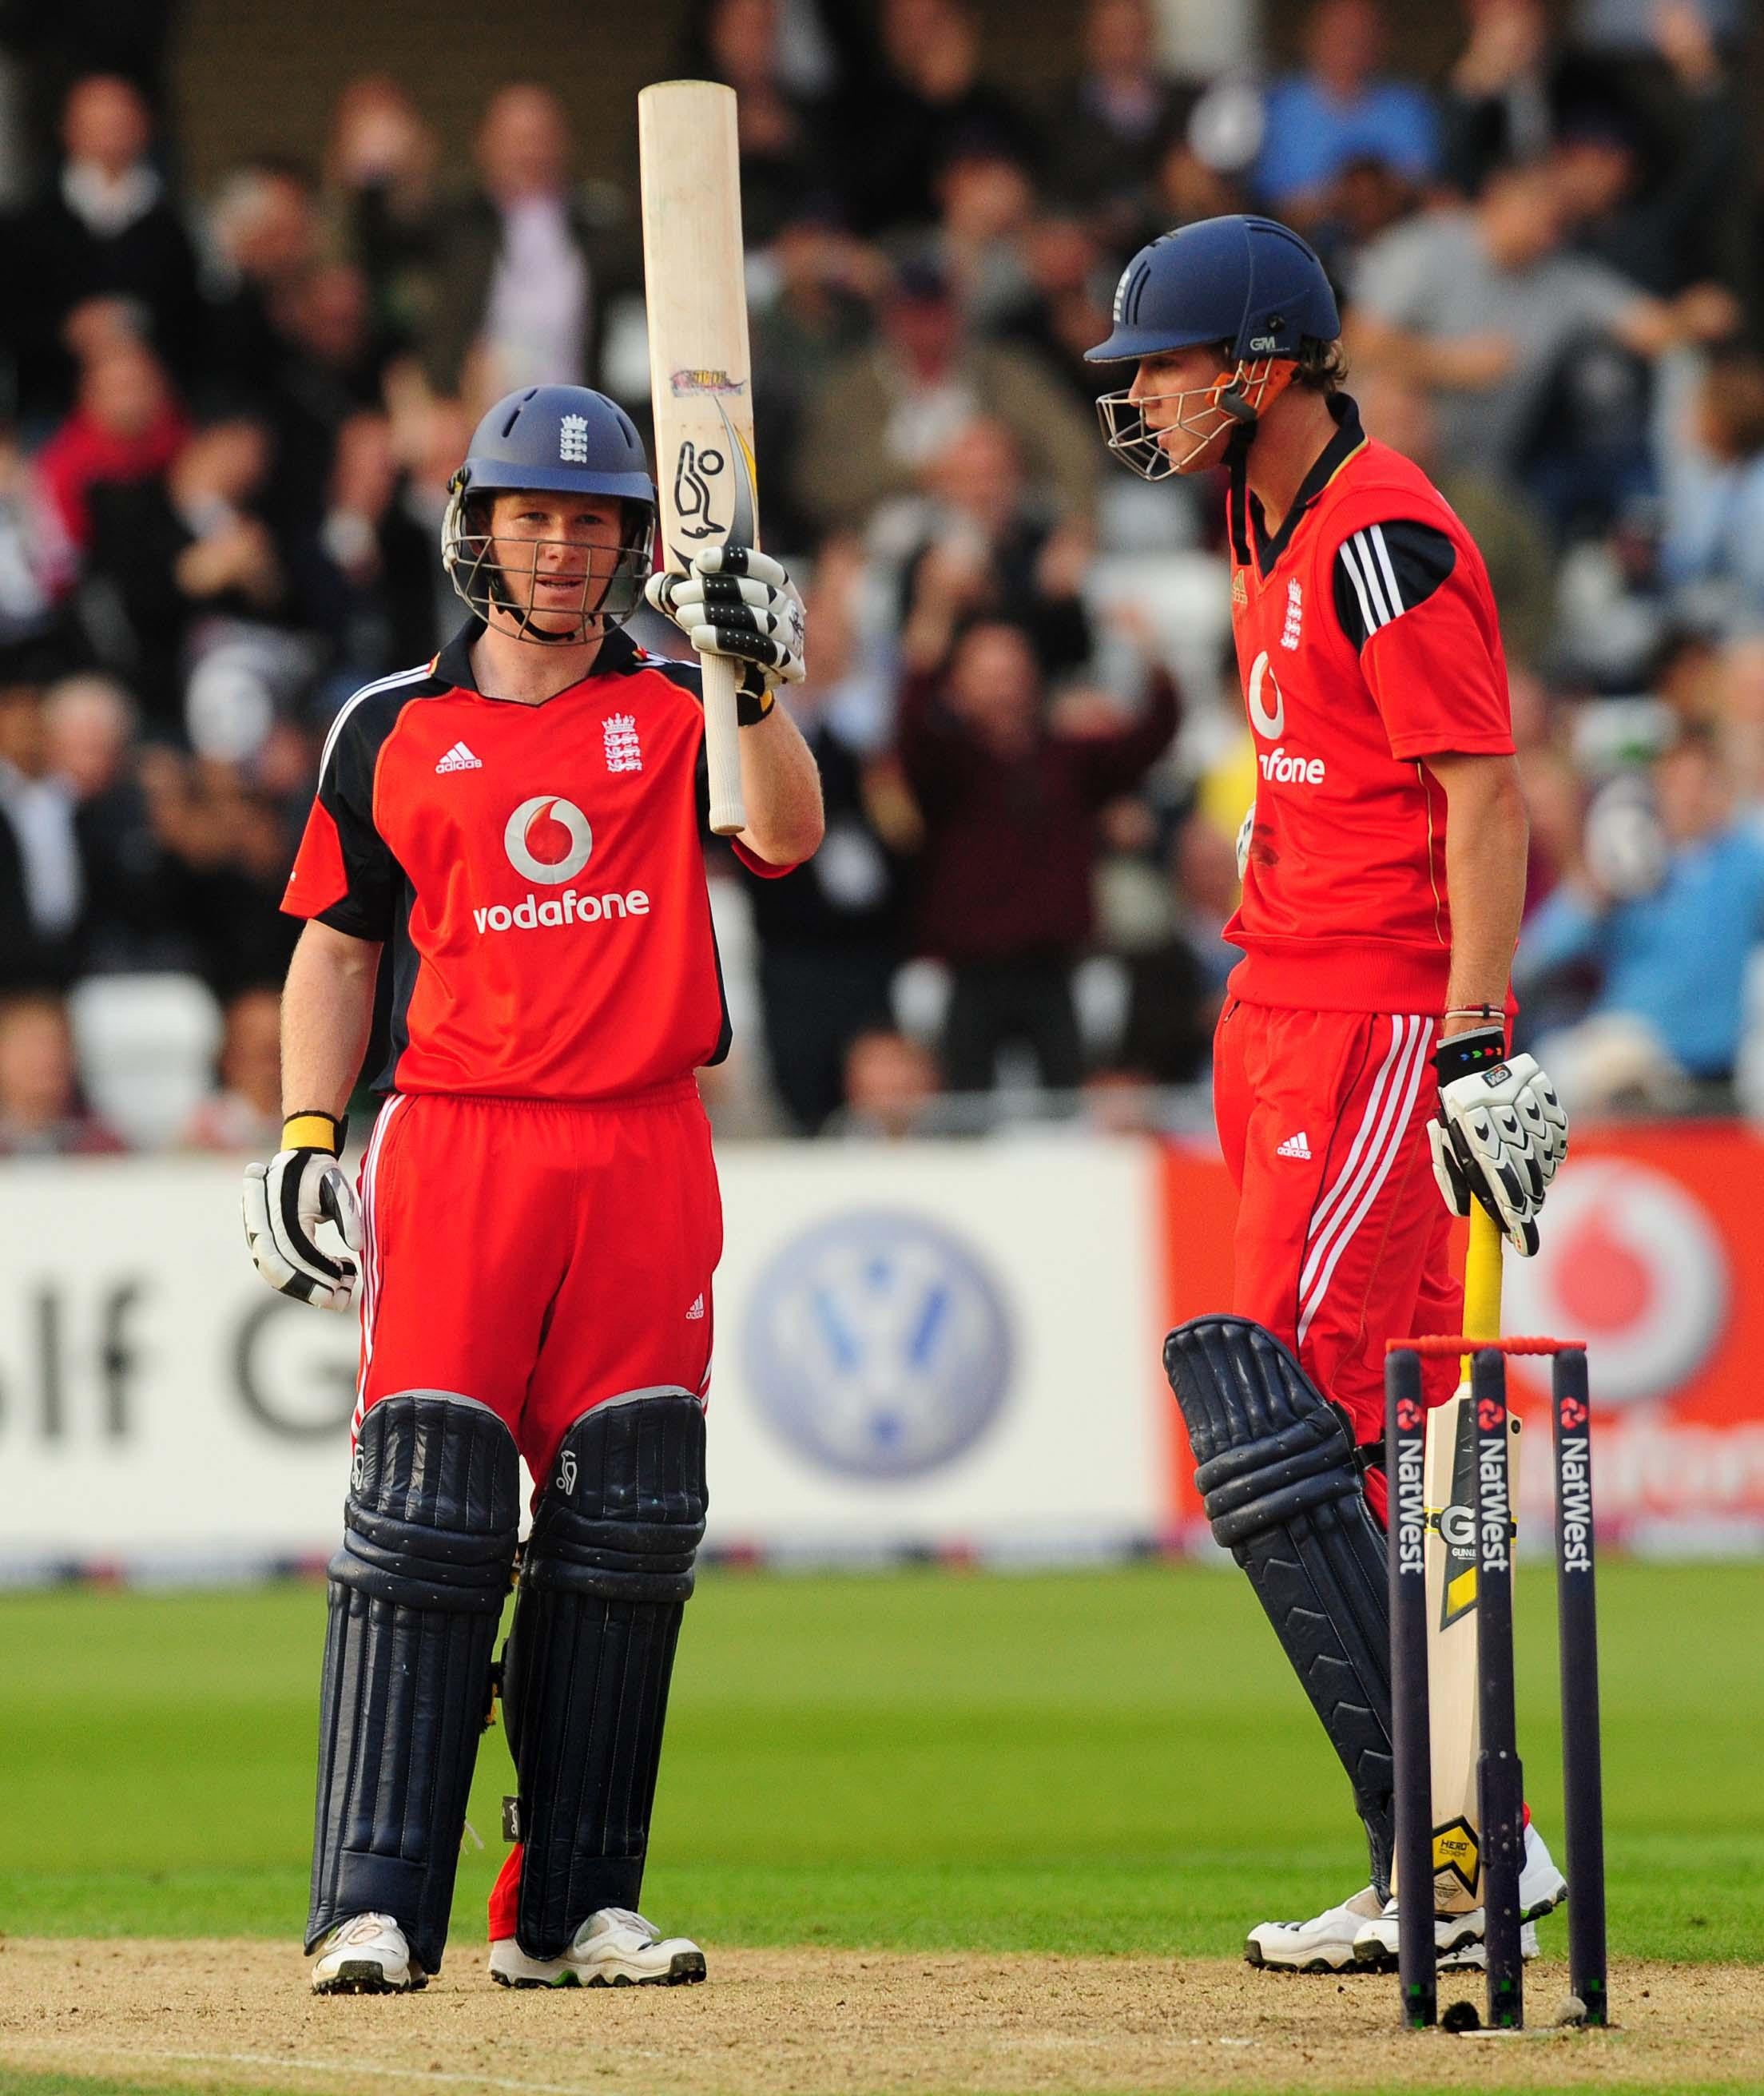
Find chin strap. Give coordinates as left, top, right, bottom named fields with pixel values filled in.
left=1225, top=419, right=1256, bottom=567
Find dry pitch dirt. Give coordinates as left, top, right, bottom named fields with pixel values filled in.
left=0, top=1940, right=1760, bottom=2096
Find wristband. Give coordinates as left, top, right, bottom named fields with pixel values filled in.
left=736, top=665, right=776, bottom=727
left=282, top=1110, right=345, bottom=1155
left=1432, top=1024, right=1508, bottom=1086
left=1444, top=1002, right=1502, bottom=1022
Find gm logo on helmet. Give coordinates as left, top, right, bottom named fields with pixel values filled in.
left=741, top=1210, right=1015, bottom=1479
left=504, top=795, right=593, bottom=884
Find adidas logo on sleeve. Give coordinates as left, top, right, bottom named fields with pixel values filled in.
left=435, top=741, right=483, bottom=773
left=1277, top=1130, right=1313, bottom=1159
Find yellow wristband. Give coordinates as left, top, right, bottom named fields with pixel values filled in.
left=282, top=1112, right=342, bottom=1155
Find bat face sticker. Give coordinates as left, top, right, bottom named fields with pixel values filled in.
left=673, top=440, right=725, bottom=538
left=669, top=400, right=759, bottom=565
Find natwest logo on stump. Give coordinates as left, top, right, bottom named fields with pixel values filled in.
left=477, top=792, right=650, bottom=934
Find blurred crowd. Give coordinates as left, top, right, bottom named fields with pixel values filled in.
left=3, top=0, right=1764, bottom=1157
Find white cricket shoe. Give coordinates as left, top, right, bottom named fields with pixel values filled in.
left=1245, top=1884, right=1388, bottom=1972
left=1437, top=1922, right=1542, bottom=1970
left=488, top=1906, right=707, bottom=1989
left=1352, top=1823, right=1570, bottom=1968
left=310, top=1911, right=426, bottom=1994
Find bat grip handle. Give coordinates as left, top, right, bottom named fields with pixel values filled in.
left=700, top=651, right=747, bottom=837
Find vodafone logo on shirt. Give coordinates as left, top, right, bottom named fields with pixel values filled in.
left=504, top=795, right=594, bottom=883
left=1247, top=651, right=1326, bottom=787
left=473, top=792, right=650, bottom=935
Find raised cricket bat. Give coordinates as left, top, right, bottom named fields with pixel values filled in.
left=638, top=78, right=757, bottom=838
left=1416, top=1204, right=1521, bottom=1913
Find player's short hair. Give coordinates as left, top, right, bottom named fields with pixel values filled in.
left=1293, top=336, right=1349, bottom=395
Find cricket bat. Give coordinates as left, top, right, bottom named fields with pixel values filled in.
left=638, top=78, right=757, bottom=838
left=1416, top=1203, right=1521, bottom=1913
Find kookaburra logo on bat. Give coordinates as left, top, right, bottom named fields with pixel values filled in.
left=673, top=441, right=726, bottom=539
left=670, top=400, right=759, bottom=561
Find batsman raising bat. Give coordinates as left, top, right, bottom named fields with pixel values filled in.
left=1086, top=217, right=1570, bottom=1972
left=241, top=375, right=821, bottom=1995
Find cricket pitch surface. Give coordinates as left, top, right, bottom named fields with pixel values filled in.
left=1, top=1941, right=1760, bottom=2096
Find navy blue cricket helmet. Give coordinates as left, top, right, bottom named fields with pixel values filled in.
left=443, top=385, right=657, bottom=638
left=1087, top=215, right=1340, bottom=367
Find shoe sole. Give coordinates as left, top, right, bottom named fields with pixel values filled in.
left=491, top=1951, right=708, bottom=1991
left=312, top=1959, right=427, bottom=1995
left=1243, top=1939, right=1381, bottom=1975
left=1351, top=1892, right=1563, bottom=1974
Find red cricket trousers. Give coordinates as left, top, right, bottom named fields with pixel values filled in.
left=1213, top=999, right=1463, bottom=1521
left=353, top=1080, right=722, bottom=1486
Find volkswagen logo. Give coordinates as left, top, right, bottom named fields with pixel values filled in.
left=504, top=795, right=593, bottom=884
left=741, top=1209, right=1015, bottom=1480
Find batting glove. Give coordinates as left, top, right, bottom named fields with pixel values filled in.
left=1428, top=1026, right=1568, bottom=1257
left=646, top=546, right=805, bottom=720
left=242, top=1111, right=364, bottom=1312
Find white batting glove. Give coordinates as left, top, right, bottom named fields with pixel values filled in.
left=242, top=1113, right=363, bottom=1312
left=1235, top=804, right=1255, bottom=882
left=646, top=545, right=806, bottom=688
left=1428, top=1026, right=1568, bottom=1257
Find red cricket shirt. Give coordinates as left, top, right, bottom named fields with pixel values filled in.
left=284, top=621, right=789, bottom=1101
left=1223, top=394, right=1515, bottom=1012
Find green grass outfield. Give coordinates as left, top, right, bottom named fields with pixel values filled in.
left=0, top=1562, right=1757, bottom=1962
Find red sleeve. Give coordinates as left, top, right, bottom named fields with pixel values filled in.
left=1332, top=518, right=1515, bottom=760
left=729, top=838, right=800, bottom=879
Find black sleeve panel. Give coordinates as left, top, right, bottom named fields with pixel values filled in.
left=1331, top=518, right=1458, bottom=651
left=312, top=693, right=411, bottom=942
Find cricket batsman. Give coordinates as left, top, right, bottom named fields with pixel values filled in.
left=1086, top=218, right=1570, bottom=1971
left=241, top=385, right=823, bottom=1993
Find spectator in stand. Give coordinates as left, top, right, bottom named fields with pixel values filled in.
left=1659, top=350, right=1764, bottom=640
left=928, top=133, right=1039, bottom=335
left=1350, top=158, right=1734, bottom=494
left=1048, top=0, right=1198, bottom=249
left=203, top=157, right=323, bottom=413
left=748, top=201, right=884, bottom=555
left=685, top=0, right=835, bottom=251
left=258, top=260, right=395, bottom=599
left=41, top=673, right=194, bottom=976
left=896, top=612, right=1178, bottom=1092
left=181, top=982, right=283, bottom=1153
left=0, top=427, right=77, bottom=657
left=0, top=677, right=84, bottom=992
left=793, top=256, right=1096, bottom=537
left=297, top=407, right=443, bottom=684
left=1252, top=0, right=1438, bottom=224
left=37, top=337, right=188, bottom=555
left=0, top=992, right=124, bottom=1155
left=741, top=536, right=912, bottom=1132
left=2, top=73, right=202, bottom=422
left=423, top=85, right=607, bottom=402
left=896, top=417, right=1094, bottom=679
left=989, top=211, right=1118, bottom=412
left=845, top=0, right=1041, bottom=236
left=325, top=77, right=441, bottom=355
left=1438, top=0, right=1558, bottom=198
left=831, top=1027, right=943, bottom=1139
left=1549, top=6, right=1743, bottom=300
left=1517, top=726, right=1764, bottom=1105
left=81, top=415, right=284, bottom=734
